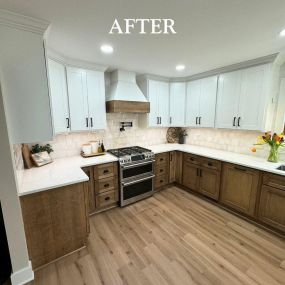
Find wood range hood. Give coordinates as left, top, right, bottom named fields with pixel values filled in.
left=106, top=70, right=150, bottom=113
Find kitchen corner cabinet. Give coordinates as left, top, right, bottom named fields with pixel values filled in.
left=66, top=67, right=106, bottom=132
left=169, top=82, right=186, bottom=126
left=215, top=64, right=272, bottom=131
left=186, top=76, right=218, bottom=128
left=220, top=163, right=260, bottom=216
left=48, top=59, right=70, bottom=133
left=20, top=183, right=89, bottom=269
left=138, top=79, right=169, bottom=127
left=258, top=174, right=285, bottom=232
left=182, top=153, right=221, bottom=200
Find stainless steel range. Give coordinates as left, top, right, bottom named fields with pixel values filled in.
left=107, top=146, right=155, bottom=206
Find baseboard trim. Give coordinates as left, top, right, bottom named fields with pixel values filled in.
left=10, top=261, right=34, bottom=285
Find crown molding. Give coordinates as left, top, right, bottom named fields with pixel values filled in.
left=172, top=53, right=279, bottom=82
left=136, top=73, right=169, bottom=82
left=0, top=9, right=50, bottom=35
left=47, top=48, right=108, bottom=72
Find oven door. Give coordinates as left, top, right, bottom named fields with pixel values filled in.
left=121, top=174, right=154, bottom=206
left=121, top=160, right=154, bottom=180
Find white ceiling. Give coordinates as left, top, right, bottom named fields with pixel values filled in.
left=1, top=0, right=285, bottom=77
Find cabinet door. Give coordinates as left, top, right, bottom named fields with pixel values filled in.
left=238, top=64, right=270, bottom=131
left=258, top=185, right=285, bottom=232
left=169, top=82, right=185, bottom=126
left=158, top=81, right=170, bottom=127
left=66, top=67, right=89, bottom=131
left=199, top=168, right=220, bottom=200
left=169, top=151, right=176, bottom=183
left=220, top=163, right=259, bottom=216
left=182, top=162, right=200, bottom=192
left=186, top=80, right=200, bottom=127
left=199, top=76, right=218, bottom=128
left=82, top=167, right=96, bottom=214
left=48, top=59, right=70, bottom=134
left=148, top=80, right=159, bottom=126
left=86, top=70, right=106, bottom=130
left=215, top=70, right=241, bottom=129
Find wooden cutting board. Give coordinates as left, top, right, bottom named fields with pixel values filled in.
left=22, top=144, right=33, bottom=169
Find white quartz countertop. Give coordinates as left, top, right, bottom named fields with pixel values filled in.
left=18, top=143, right=285, bottom=196
left=18, top=153, right=118, bottom=196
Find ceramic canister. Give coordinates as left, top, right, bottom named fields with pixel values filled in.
left=82, top=144, right=92, bottom=155
left=90, top=141, right=99, bottom=153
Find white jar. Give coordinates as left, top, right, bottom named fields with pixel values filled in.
left=90, top=141, right=99, bottom=153
left=81, top=144, right=92, bottom=155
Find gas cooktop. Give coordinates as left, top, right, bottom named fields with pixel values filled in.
left=107, top=146, right=154, bottom=165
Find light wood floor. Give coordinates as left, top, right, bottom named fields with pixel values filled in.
left=28, top=186, right=285, bottom=285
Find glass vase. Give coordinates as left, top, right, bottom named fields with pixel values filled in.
left=267, top=145, right=279, bottom=163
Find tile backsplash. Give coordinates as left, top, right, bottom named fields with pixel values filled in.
left=14, top=113, right=285, bottom=168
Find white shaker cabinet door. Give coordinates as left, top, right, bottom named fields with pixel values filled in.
left=148, top=80, right=159, bottom=127
left=215, top=70, right=241, bottom=129
left=238, top=64, right=270, bottom=131
left=86, top=70, right=106, bottom=130
left=186, top=80, right=200, bottom=127
left=169, top=82, right=186, bottom=126
left=48, top=59, right=70, bottom=134
left=66, top=67, right=89, bottom=131
left=199, top=76, right=218, bottom=128
left=158, top=81, right=170, bottom=127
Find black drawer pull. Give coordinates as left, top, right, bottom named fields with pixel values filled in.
left=160, top=169, right=163, bottom=172
left=105, top=196, right=110, bottom=201
left=103, top=169, right=109, bottom=174
left=190, top=157, right=194, bottom=161
left=160, top=180, right=163, bottom=183
left=208, top=162, right=213, bottom=167
left=104, top=183, right=110, bottom=188
left=160, top=158, right=164, bottom=161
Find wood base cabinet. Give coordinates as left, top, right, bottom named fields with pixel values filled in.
left=155, top=152, right=169, bottom=189
left=220, top=163, right=260, bottom=216
left=20, top=183, right=89, bottom=269
left=258, top=174, right=285, bottom=232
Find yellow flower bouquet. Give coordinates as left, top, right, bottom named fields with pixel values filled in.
left=252, top=132, right=285, bottom=162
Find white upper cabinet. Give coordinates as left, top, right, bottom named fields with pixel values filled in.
left=216, top=64, right=271, bottom=131
left=66, top=67, right=89, bottom=132
left=215, top=70, right=241, bottom=129
left=86, top=70, right=107, bottom=130
left=138, top=79, right=169, bottom=127
left=48, top=59, right=70, bottom=134
left=170, top=82, right=186, bottom=126
left=186, top=76, right=218, bottom=127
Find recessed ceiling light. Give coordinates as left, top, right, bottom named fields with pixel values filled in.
left=279, top=29, right=285, bottom=37
left=176, top=64, right=185, bottom=71
left=100, top=44, right=114, bottom=54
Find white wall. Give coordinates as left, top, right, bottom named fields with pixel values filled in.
left=0, top=82, right=33, bottom=284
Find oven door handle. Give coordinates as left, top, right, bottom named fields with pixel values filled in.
left=121, top=160, right=155, bottom=169
left=122, top=175, right=155, bottom=186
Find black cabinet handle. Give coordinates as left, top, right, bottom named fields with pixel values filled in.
left=208, top=162, right=213, bottom=167
left=86, top=117, right=89, bottom=128
left=103, top=169, right=109, bottom=174
left=160, top=169, right=163, bottom=173
left=190, top=157, right=194, bottom=161
left=233, top=117, right=236, bottom=127
left=66, top=118, right=70, bottom=129
left=237, top=117, right=241, bottom=127
left=199, top=117, right=201, bottom=125
left=104, top=183, right=110, bottom=188
left=160, top=180, right=163, bottom=183
left=170, top=154, right=173, bottom=162
left=160, top=117, right=162, bottom=124
left=196, top=117, right=198, bottom=125
left=105, top=196, right=110, bottom=201
left=90, top=117, right=93, bottom=128
left=170, top=117, right=172, bottom=124
left=157, top=117, right=159, bottom=124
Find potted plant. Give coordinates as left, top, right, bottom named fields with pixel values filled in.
left=252, top=132, right=285, bottom=163
left=177, top=128, right=188, bottom=144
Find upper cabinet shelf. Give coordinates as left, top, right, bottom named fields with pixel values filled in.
left=48, top=59, right=106, bottom=134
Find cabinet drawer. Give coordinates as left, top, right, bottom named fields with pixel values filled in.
left=155, top=152, right=169, bottom=165
left=95, top=176, right=118, bottom=194
left=262, top=173, right=285, bottom=191
left=155, top=163, right=168, bottom=176
left=183, top=153, right=201, bottom=165
left=201, top=158, right=221, bottom=171
left=94, top=162, right=117, bottom=180
left=155, top=174, right=169, bottom=189
left=96, top=190, right=118, bottom=208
